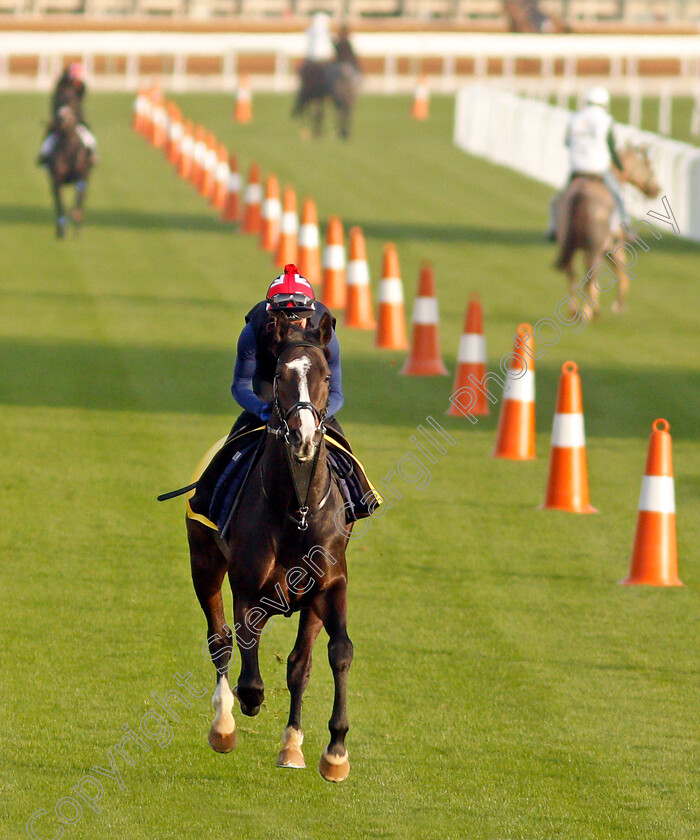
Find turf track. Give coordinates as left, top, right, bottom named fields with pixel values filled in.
left=1, top=92, right=699, bottom=840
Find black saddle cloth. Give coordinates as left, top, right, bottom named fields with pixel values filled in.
left=189, top=426, right=378, bottom=534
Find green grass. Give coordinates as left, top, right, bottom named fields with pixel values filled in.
left=1, top=92, right=699, bottom=840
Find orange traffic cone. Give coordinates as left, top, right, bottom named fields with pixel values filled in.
left=260, top=174, right=281, bottom=252
left=375, top=243, right=408, bottom=350
left=221, top=153, right=241, bottom=223
left=345, top=227, right=376, bottom=329
left=133, top=87, right=148, bottom=134
left=540, top=361, right=597, bottom=513
left=412, top=75, right=429, bottom=120
left=200, top=132, right=218, bottom=199
left=242, top=162, right=263, bottom=235
left=447, top=295, right=489, bottom=417
left=298, top=198, right=321, bottom=287
left=321, top=216, right=346, bottom=310
left=166, top=103, right=182, bottom=165
left=152, top=96, right=168, bottom=149
left=190, top=125, right=207, bottom=189
left=492, top=323, right=536, bottom=460
left=177, top=120, right=194, bottom=180
left=211, top=144, right=230, bottom=210
left=620, top=418, right=682, bottom=586
left=400, top=262, right=448, bottom=376
left=234, top=74, right=252, bottom=123
left=275, top=186, right=299, bottom=267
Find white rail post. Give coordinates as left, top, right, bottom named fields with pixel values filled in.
left=629, top=85, right=642, bottom=128
left=658, top=86, right=672, bottom=136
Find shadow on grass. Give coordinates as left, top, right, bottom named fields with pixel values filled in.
left=0, top=203, right=229, bottom=234
left=1, top=337, right=699, bottom=440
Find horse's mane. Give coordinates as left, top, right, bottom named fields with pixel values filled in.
left=275, top=333, right=330, bottom=362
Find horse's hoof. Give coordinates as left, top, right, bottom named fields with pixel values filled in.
left=318, top=749, right=350, bottom=783
left=277, top=746, right=306, bottom=769
left=208, top=726, right=237, bottom=753
left=611, top=300, right=627, bottom=315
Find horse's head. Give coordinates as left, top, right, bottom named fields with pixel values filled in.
left=271, top=311, right=333, bottom=463
left=55, top=104, right=78, bottom=135
left=619, top=143, right=661, bottom=199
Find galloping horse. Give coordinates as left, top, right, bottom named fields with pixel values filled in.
left=187, top=312, right=355, bottom=782
left=555, top=145, right=660, bottom=318
left=44, top=104, right=94, bottom=238
left=292, top=60, right=359, bottom=139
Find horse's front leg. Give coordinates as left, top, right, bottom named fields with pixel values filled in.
left=72, top=178, right=88, bottom=231
left=277, top=606, right=323, bottom=770
left=233, top=599, right=268, bottom=716
left=51, top=178, right=67, bottom=239
left=315, top=584, right=353, bottom=783
left=188, top=521, right=237, bottom=753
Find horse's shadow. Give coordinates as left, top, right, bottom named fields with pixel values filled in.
left=0, top=203, right=226, bottom=235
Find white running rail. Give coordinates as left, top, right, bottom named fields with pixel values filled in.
left=454, top=84, right=700, bottom=241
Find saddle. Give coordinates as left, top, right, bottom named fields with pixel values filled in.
left=187, top=426, right=381, bottom=534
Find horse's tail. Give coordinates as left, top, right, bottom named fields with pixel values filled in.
left=554, top=189, right=583, bottom=271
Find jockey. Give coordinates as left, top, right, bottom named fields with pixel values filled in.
left=230, top=263, right=344, bottom=438
left=546, top=85, right=627, bottom=240
left=304, top=11, right=334, bottom=63
left=38, top=62, right=98, bottom=166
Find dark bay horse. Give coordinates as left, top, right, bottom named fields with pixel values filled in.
left=187, top=312, right=354, bottom=782
left=292, top=60, right=359, bottom=139
left=45, top=104, right=93, bottom=238
left=555, top=145, right=660, bottom=318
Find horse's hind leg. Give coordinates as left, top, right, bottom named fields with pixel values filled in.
left=315, top=585, right=353, bottom=783
left=277, top=606, right=323, bottom=770
left=188, top=520, right=237, bottom=753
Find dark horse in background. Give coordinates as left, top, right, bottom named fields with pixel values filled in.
left=44, top=104, right=94, bottom=238
left=187, top=312, right=354, bottom=782
left=292, top=59, right=360, bottom=139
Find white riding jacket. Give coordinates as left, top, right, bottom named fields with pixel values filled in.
left=305, top=14, right=334, bottom=61
left=566, top=105, right=614, bottom=175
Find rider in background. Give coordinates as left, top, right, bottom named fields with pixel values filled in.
left=230, top=263, right=344, bottom=438
left=546, top=85, right=627, bottom=240
left=304, top=11, right=334, bottom=65
left=332, top=23, right=361, bottom=86
left=38, top=62, right=98, bottom=166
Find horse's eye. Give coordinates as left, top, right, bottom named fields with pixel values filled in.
left=324, top=375, right=331, bottom=383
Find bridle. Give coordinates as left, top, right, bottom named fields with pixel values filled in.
left=262, top=341, right=331, bottom=531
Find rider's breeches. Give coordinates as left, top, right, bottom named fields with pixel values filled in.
left=602, top=170, right=629, bottom=224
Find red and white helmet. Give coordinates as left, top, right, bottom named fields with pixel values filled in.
left=68, top=62, right=85, bottom=82
left=266, top=264, right=316, bottom=317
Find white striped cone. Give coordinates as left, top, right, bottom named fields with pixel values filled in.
left=400, top=262, right=448, bottom=376
left=375, top=243, right=408, bottom=350
left=321, top=216, right=346, bottom=309
left=447, top=296, right=489, bottom=417
left=541, top=361, right=597, bottom=513
left=621, top=418, right=682, bottom=586
left=298, top=198, right=321, bottom=286
left=492, top=323, right=536, bottom=460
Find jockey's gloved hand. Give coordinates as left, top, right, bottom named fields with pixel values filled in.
left=259, top=403, right=273, bottom=422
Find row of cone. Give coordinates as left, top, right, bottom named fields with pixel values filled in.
left=451, top=308, right=681, bottom=587
left=133, top=90, right=681, bottom=588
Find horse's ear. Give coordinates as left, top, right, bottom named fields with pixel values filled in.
left=272, top=311, right=294, bottom=345
left=315, top=311, right=333, bottom=347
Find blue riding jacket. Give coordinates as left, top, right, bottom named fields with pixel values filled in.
left=231, top=300, right=344, bottom=420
